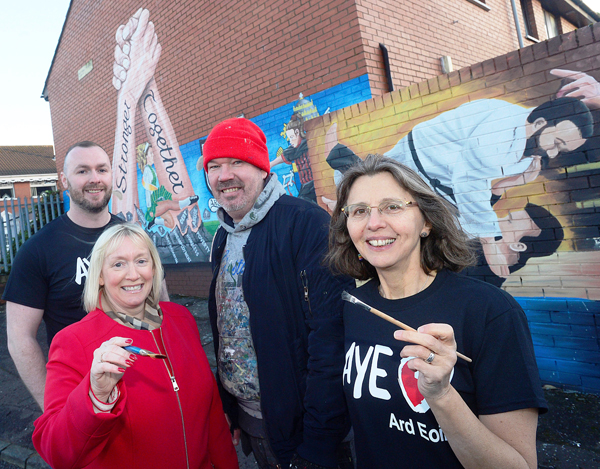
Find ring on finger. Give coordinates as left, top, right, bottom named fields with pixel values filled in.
left=100, top=352, right=107, bottom=363
left=424, top=351, right=435, bottom=364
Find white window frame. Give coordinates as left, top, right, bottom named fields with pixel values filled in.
left=30, top=183, right=57, bottom=197
left=544, top=10, right=559, bottom=39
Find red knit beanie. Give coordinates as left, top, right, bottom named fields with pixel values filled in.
left=203, top=118, right=270, bottom=173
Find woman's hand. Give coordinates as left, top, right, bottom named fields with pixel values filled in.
left=90, top=337, right=137, bottom=402
left=394, top=323, right=458, bottom=401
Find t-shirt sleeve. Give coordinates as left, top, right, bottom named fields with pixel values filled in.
left=2, top=239, right=48, bottom=310
left=472, top=303, right=547, bottom=415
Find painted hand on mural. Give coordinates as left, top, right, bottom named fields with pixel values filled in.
left=552, top=69, right=600, bottom=109
left=111, top=8, right=200, bottom=240
left=491, top=155, right=541, bottom=195
left=112, top=44, right=129, bottom=90
left=113, top=8, right=162, bottom=104
left=113, top=15, right=138, bottom=92
left=325, top=122, right=338, bottom=156
left=320, top=122, right=343, bottom=211
left=321, top=196, right=337, bottom=212
left=111, top=9, right=143, bottom=90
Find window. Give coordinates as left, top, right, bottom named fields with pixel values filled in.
left=0, top=185, right=14, bottom=199
left=520, top=0, right=538, bottom=39
left=31, top=183, right=56, bottom=197
left=544, top=10, right=559, bottom=39
left=465, top=0, right=490, bottom=12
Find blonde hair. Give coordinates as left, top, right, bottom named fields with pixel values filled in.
left=83, top=223, right=164, bottom=312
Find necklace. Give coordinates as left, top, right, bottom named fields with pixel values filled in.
left=379, top=273, right=434, bottom=299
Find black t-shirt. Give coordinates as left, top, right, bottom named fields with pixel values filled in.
left=3, top=213, right=122, bottom=343
left=343, top=269, right=547, bottom=469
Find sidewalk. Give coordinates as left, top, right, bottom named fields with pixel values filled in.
left=1, top=296, right=599, bottom=468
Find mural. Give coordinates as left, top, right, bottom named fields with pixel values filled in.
left=110, top=8, right=210, bottom=263
left=271, top=112, right=316, bottom=203
left=101, top=8, right=599, bottom=301
left=311, top=68, right=600, bottom=298
left=104, top=8, right=371, bottom=264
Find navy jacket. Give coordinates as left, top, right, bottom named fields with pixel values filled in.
left=209, top=195, right=353, bottom=468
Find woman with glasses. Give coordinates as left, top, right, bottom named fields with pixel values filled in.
left=326, top=155, right=546, bottom=468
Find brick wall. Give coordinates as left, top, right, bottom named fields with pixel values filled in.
left=165, top=263, right=212, bottom=298
left=305, top=24, right=600, bottom=391
left=353, top=0, right=574, bottom=95
left=520, top=297, right=600, bottom=393
left=47, top=0, right=368, bottom=183
left=12, top=182, right=31, bottom=200
left=559, top=16, right=578, bottom=35
left=310, top=26, right=600, bottom=299
left=45, top=0, right=595, bottom=390
left=47, top=1, right=578, bottom=187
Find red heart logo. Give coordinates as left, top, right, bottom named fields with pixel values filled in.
left=398, top=357, right=430, bottom=413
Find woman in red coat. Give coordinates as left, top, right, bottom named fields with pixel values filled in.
left=33, top=223, right=238, bottom=469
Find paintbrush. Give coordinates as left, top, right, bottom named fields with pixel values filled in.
left=124, top=345, right=167, bottom=359
left=341, top=291, right=472, bottom=363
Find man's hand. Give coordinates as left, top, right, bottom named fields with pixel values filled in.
left=224, top=413, right=240, bottom=446
left=6, top=302, right=46, bottom=410
left=289, top=453, right=330, bottom=469
left=491, top=155, right=540, bottom=196
left=551, top=69, right=600, bottom=109
left=522, top=154, right=541, bottom=184
left=324, top=123, right=338, bottom=157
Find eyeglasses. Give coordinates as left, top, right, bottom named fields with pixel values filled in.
left=341, top=200, right=417, bottom=221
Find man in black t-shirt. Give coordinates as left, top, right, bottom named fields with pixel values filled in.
left=4, top=141, right=122, bottom=410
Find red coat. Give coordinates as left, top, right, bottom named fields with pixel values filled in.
left=33, top=302, right=238, bottom=469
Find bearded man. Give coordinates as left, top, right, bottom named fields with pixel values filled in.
left=4, top=141, right=123, bottom=410
left=326, top=97, right=593, bottom=239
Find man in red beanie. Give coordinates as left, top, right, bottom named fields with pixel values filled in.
left=204, top=118, right=353, bottom=469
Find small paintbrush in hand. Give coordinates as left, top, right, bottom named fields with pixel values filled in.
left=124, top=345, right=167, bottom=359
left=341, top=291, right=472, bottom=363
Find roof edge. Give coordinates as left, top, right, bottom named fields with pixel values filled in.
left=41, top=0, right=74, bottom=102
left=0, top=174, right=59, bottom=183
left=569, top=0, right=600, bottom=22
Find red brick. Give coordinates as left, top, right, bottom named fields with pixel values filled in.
left=592, top=21, right=600, bottom=42
left=448, top=70, right=461, bottom=87
left=532, top=41, right=549, bottom=60
left=522, top=53, right=566, bottom=76
left=520, top=45, right=535, bottom=64
left=417, top=80, right=429, bottom=96
left=46, top=0, right=591, bottom=295
left=576, top=24, right=594, bottom=47
left=481, top=58, right=495, bottom=76
left=471, top=63, right=484, bottom=79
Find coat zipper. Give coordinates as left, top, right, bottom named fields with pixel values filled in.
left=151, top=330, right=189, bottom=469
left=300, top=270, right=313, bottom=317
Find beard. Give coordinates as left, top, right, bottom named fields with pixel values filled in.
left=214, top=177, right=264, bottom=217
left=522, top=128, right=550, bottom=169
left=67, top=180, right=112, bottom=213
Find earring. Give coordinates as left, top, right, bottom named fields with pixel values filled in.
left=420, top=232, right=428, bottom=238
left=358, top=253, right=364, bottom=261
